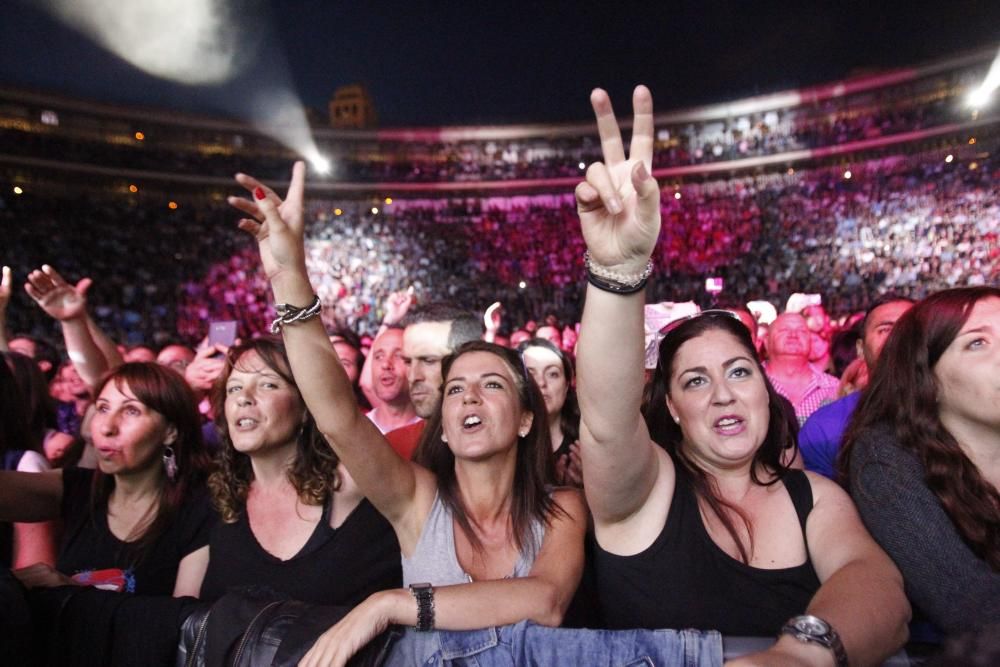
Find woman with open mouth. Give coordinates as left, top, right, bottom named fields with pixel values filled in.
left=573, top=85, right=910, bottom=667
left=229, top=163, right=587, bottom=667
left=0, top=361, right=214, bottom=597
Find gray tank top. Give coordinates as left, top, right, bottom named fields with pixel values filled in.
left=402, top=492, right=546, bottom=586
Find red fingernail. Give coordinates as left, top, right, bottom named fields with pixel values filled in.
left=253, top=187, right=266, bottom=200
left=636, top=162, right=650, bottom=182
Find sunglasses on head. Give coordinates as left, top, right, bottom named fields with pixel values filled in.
left=659, top=309, right=741, bottom=336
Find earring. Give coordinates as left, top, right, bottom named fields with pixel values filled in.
left=518, top=430, right=528, bottom=438
left=672, top=416, right=680, bottom=424
left=441, top=433, right=448, bottom=444
left=163, top=446, right=178, bottom=482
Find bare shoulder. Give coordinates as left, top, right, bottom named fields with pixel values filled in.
left=550, top=487, right=587, bottom=522
left=802, top=470, right=853, bottom=508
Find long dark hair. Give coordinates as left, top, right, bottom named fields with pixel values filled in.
left=840, top=286, right=1000, bottom=570
left=414, top=340, right=560, bottom=556
left=0, top=356, right=33, bottom=458
left=644, top=312, right=794, bottom=564
left=2, top=351, right=56, bottom=452
left=516, top=337, right=580, bottom=447
left=90, top=362, right=212, bottom=556
left=208, top=338, right=340, bottom=523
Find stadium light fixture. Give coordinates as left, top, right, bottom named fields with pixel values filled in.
left=308, top=154, right=331, bottom=175
left=966, top=46, right=1000, bottom=109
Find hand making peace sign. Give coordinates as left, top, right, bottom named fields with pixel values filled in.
left=575, top=86, right=661, bottom=275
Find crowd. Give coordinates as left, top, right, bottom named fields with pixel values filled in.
left=1, top=62, right=982, bottom=184
left=0, top=75, right=998, bottom=666
left=4, top=143, right=996, bottom=350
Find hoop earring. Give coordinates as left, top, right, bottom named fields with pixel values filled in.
left=163, top=445, right=178, bottom=482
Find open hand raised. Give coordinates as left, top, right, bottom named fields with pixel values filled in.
left=229, top=161, right=307, bottom=281
left=576, top=86, right=661, bottom=275
left=24, top=265, right=92, bottom=322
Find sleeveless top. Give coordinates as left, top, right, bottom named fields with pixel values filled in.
left=402, top=492, right=545, bottom=586
left=594, top=462, right=821, bottom=635
left=200, top=497, right=401, bottom=605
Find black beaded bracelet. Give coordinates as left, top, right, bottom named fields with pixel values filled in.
left=409, top=582, right=435, bottom=632
left=583, top=251, right=653, bottom=295
left=586, top=271, right=650, bottom=295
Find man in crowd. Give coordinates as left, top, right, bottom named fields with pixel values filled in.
left=386, top=303, right=482, bottom=459
left=156, top=344, right=195, bottom=374
left=364, top=327, right=420, bottom=435
left=764, top=312, right=839, bottom=424
left=798, top=295, right=914, bottom=478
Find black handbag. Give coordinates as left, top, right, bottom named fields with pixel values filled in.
left=177, top=586, right=396, bottom=667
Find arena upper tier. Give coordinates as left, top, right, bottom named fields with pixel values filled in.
left=0, top=47, right=997, bottom=345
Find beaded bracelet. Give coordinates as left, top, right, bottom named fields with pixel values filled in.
left=584, top=251, right=653, bottom=295
left=270, top=295, right=322, bottom=334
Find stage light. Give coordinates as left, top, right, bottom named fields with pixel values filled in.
left=134, top=131, right=145, bottom=141
left=578, top=162, right=586, bottom=170
left=945, top=154, right=954, bottom=163
left=309, top=154, right=331, bottom=175
left=168, top=201, right=178, bottom=209
left=371, top=207, right=379, bottom=215
left=38, top=0, right=254, bottom=85
left=968, top=137, right=976, bottom=145
left=129, top=184, right=139, bottom=193
left=518, top=281, right=527, bottom=290
left=334, top=208, right=343, bottom=216
left=13, top=186, right=23, bottom=195
left=970, top=162, right=979, bottom=170
left=843, top=170, right=852, bottom=180
left=674, top=192, right=682, bottom=200
left=384, top=197, right=393, bottom=205
left=966, top=46, right=1000, bottom=109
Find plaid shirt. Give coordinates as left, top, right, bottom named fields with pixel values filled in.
left=766, top=365, right=840, bottom=425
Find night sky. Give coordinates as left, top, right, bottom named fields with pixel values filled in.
left=1, top=1, right=998, bottom=127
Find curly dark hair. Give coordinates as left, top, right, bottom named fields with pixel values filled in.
left=643, top=312, right=795, bottom=564
left=208, top=338, right=340, bottom=523
left=840, top=286, right=1000, bottom=570
left=413, top=340, right=561, bottom=556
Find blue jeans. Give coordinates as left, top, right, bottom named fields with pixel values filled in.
left=384, top=621, right=723, bottom=666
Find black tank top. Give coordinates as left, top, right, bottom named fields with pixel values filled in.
left=593, top=462, right=821, bottom=635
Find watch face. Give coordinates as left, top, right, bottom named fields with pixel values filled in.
left=793, top=616, right=830, bottom=637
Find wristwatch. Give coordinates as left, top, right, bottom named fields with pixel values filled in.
left=780, top=614, right=848, bottom=667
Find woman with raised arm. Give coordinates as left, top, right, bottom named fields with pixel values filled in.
left=229, top=165, right=587, bottom=667
left=0, top=362, right=214, bottom=596
left=840, top=286, right=1000, bottom=635
left=574, top=86, right=909, bottom=666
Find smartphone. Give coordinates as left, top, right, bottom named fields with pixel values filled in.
left=208, top=320, right=238, bottom=348
left=705, top=277, right=724, bottom=294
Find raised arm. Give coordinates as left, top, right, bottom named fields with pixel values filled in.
left=0, top=265, right=11, bottom=350
left=24, top=266, right=119, bottom=389
left=575, top=87, right=665, bottom=525
left=229, top=164, right=433, bottom=540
